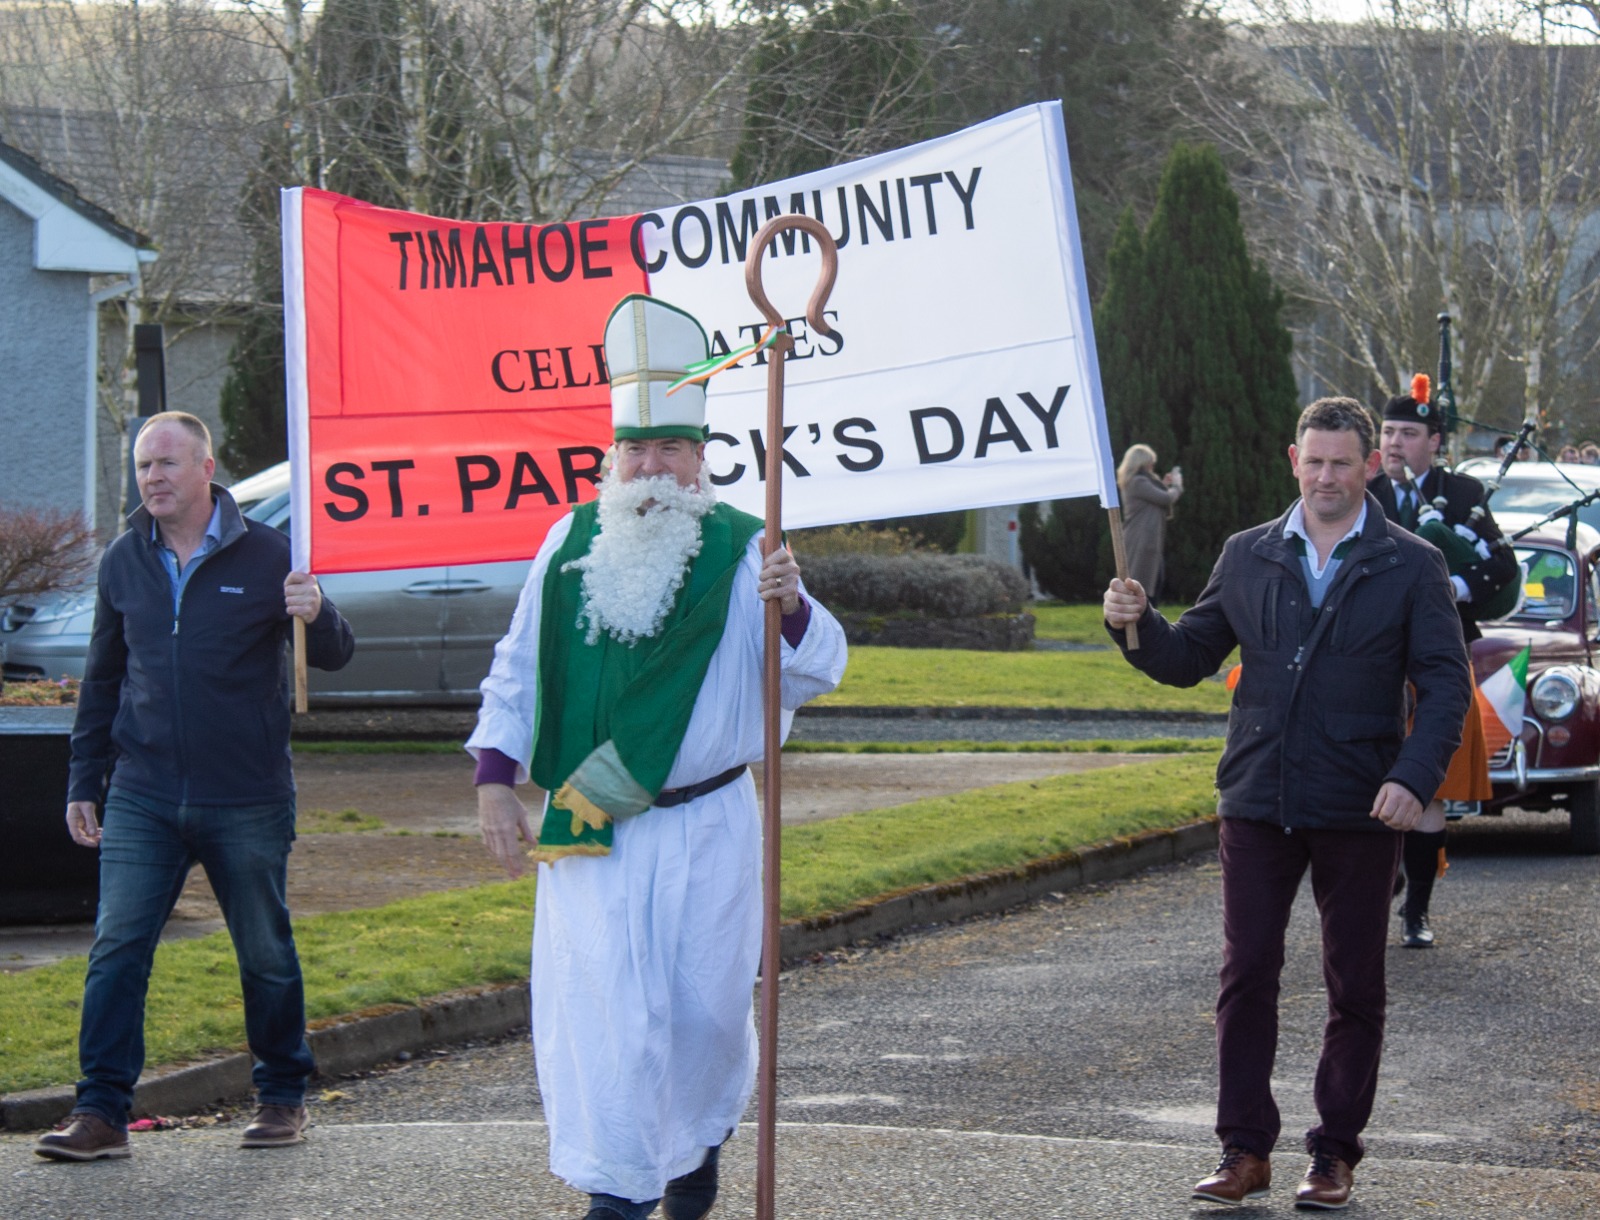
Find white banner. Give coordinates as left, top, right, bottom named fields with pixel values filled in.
left=648, top=101, right=1118, bottom=522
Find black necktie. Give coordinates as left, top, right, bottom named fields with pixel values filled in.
left=1397, top=485, right=1418, bottom=530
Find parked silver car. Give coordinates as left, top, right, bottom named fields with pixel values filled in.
left=1454, top=457, right=1600, bottom=535
left=1, top=462, right=530, bottom=704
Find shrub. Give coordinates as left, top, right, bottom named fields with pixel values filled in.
left=800, top=553, right=1029, bottom=617
left=0, top=676, right=79, bottom=706
left=790, top=524, right=922, bottom=557
left=867, top=510, right=967, bottom=553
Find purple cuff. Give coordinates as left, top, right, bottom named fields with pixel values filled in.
left=781, top=595, right=811, bottom=648
left=473, top=747, right=519, bottom=787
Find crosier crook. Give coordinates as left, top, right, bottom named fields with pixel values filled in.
left=744, top=214, right=838, bottom=1220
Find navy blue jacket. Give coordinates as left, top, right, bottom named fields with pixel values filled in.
left=1110, top=494, right=1472, bottom=830
left=68, top=487, right=354, bottom=806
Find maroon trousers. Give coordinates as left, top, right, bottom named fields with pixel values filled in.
left=1215, top=817, right=1401, bottom=1168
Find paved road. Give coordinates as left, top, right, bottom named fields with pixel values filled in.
left=7, top=809, right=1598, bottom=1217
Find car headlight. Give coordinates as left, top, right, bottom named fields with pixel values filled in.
left=1531, top=670, right=1581, bottom=721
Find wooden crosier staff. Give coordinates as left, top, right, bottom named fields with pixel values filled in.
left=744, top=213, right=838, bottom=1220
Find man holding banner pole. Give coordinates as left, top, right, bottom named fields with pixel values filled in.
left=38, top=412, right=355, bottom=1162
left=467, top=294, right=847, bottom=1220
left=1103, top=398, right=1470, bottom=1210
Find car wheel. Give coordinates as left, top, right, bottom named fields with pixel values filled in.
left=1569, top=779, right=1600, bottom=855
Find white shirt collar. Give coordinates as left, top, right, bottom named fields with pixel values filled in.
left=1284, top=500, right=1367, bottom=579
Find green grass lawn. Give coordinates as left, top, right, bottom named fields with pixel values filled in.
left=1029, top=601, right=1124, bottom=642
left=0, top=752, right=1219, bottom=1095
left=778, top=753, right=1219, bottom=919
left=809, top=601, right=1235, bottom=710
left=0, top=882, right=540, bottom=1096
left=287, top=602, right=1233, bottom=722
left=816, top=645, right=1232, bottom=711
left=784, top=738, right=1225, bottom=754
left=1028, top=600, right=1200, bottom=642
left=3, top=609, right=1233, bottom=1094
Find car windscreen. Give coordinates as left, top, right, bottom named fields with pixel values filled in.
left=1504, top=546, right=1579, bottom=620
left=1489, top=481, right=1600, bottom=534
left=243, top=490, right=291, bottom=533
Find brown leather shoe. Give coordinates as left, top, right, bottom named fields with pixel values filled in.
left=1193, top=1145, right=1271, bottom=1205
left=1294, top=1148, right=1354, bottom=1209
left=239, top=1103, right=309, bottom=1148
left=33, top=1112, right=131, bottom=1161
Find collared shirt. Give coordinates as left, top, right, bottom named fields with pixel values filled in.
left=152, top=496, right=223, bottom=613
left=1389, top=476, right=1420, bottom=519
left=1284, top=500, right=1367, bottom=579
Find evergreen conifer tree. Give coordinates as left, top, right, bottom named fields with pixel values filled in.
left=1085, top=143, right=1297, bottom=600
left=1021, top=211, right=1168, bottom=598
left=1095, top=209, right=1175, bottom=463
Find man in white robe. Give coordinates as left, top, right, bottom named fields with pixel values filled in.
left=467, top=294, right=847, bottom=1220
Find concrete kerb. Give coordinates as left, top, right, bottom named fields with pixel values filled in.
left=1, top=817, right=1220, bottom=1133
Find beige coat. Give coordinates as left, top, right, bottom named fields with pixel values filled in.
left=1121, top=471, right=1182, bottom=595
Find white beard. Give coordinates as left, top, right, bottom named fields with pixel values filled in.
left=566, top=470, right=718, bottom=646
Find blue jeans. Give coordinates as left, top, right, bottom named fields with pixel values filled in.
left=75, top=787, right=314, bottom=1127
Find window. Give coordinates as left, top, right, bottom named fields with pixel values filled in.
left=1514, top=547, right=1578, bottom=619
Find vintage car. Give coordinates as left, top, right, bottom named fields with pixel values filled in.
left=1474, top=509, right=1600, bottom=853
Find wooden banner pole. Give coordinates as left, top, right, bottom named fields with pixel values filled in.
left=1106, top=507, right=1140, bottom=650
left=293, top=615, right=308, bottom=713
left=744, top=214, right=838, bottom=1220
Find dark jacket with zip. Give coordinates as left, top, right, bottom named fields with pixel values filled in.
left=68, top=486, right=355, bottom=807
left=1109, top=493, right=1471, bottom=829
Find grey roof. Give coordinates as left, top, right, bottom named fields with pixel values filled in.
left=0, top=133, right=149, bottom=249
left=3, top=103, right=729, bottom=304
left=560, top=150, right=731, bottom=219
left=1, top=104, right=258, bottom=304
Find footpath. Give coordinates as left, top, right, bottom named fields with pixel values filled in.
left=1, top=706, right=1225, bottom=1134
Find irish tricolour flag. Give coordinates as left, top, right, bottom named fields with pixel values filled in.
left=1477, top=645, right=1530, bottom=754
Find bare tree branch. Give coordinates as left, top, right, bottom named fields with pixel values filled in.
left=0, top=508, right=95, bottom=603
left=1177, top=1, right=1600, bottom=439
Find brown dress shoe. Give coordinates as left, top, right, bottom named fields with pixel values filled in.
left=239, top=1103, right=309, bottom=1148
left=1193, top=1145, right=1271, bottom=1205
left=33, top=1112, right=131, bottom=1161
left=1294, top=1148, right=1354, bottom=1209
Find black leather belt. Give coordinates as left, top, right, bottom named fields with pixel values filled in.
left=654, top=765, right=748, bottom=808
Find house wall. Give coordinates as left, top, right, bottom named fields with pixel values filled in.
left=0, top=195, right=91, bottom=520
